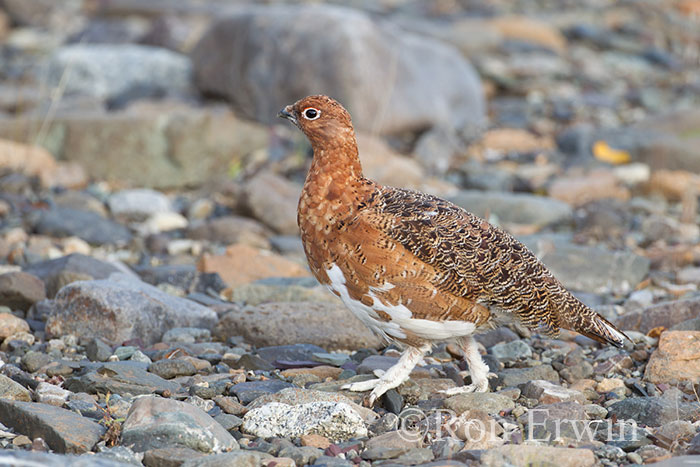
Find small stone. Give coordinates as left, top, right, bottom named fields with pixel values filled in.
left=490, top=340, right=532, bottom=361
left=520, top=380, right=586, bottom=404
left=34, top=382, right=71, bottom=407
left=597, top=378, right=626, bottom=393
left=0, top=312, right=30, bottom=339
left=231, top=354, right=274, bottom=372
left=214, top=412, right=243, bottom=432
left=143, top=447, right=205, bottom=467
left=122, top=396, right=238, bottom=453
left=180, top=451, right=272, bottom=467
left=213, top=396, right=246, bottom=416
left=443, top=392, right=515, bottom=415
left=108, top=188, right=172, bottom=220
left=230, top=380, right=295, bottom=405
left=198, top=244, right=309, bottom=288
left=242, top=401, right=366, bottom=442
left=654, top=420, right=695, bottom=445
left=361, top=430, right=421, bottom=460
left=148, top=359, right=197, bottom=379
left=496, top=365, right=559, bottom=387
left=162, top=327, right=211, bottom=344
left=0, top=271, right=46, bottom=311
left=21, top=350, right=52, bottom=373
left=33, top=206, right=132, bottom=246
left=0, top=374, right=31, bottom=401
left=481, top=445, right=596, bottom=467
left=393, top=447, right=435, bottom=465
left=301, top=434, right=331, bottom=450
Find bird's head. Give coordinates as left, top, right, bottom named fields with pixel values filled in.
left=278, top=95, right=355, bottom=147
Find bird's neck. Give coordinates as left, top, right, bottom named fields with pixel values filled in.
left=305, top=136, right=364, bottom=191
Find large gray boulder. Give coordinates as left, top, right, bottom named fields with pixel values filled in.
left=191, top=4, right=485, bottom=136
left=46, top=44, right=193, bottom=107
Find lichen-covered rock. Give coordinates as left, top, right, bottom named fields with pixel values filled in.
left=242, top=402, right=367, bottom=441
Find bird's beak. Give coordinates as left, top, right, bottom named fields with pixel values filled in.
left=278, top=105, right=297, bottom=125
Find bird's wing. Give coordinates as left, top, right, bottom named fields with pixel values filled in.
left=358, top=185, right=564, bottom=334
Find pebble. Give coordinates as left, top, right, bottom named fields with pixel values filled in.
left=148, top=359, right=197, bottom=379
left=0, top=312, right=29, bottom=339
left=490, top=339, right=532, bottom=361
left=229, top=380, right=295, bottom=405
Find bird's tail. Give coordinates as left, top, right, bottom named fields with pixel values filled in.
left=559, top=298, right=629, bottom=348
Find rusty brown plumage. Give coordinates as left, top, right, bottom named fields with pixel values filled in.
left=280, top=95, right=627, bottom=403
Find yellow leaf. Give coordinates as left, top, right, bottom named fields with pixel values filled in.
left=592, top=140, right=631, bottom=165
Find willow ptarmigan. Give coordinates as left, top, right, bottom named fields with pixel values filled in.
left=279, top=95, right=628, bottom=406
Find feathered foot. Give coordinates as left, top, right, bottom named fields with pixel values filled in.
left=342, top=345, right=429, bottom=406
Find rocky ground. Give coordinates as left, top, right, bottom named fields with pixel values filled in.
left=0, top=0, right=699, bottom=466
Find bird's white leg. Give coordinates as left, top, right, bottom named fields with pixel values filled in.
left=441, top=336, right=495, bottom=395
left=342, top=345, right=429, bottom=406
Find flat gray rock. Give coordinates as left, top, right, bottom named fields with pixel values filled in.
left=64, top=361, right=180, bottom=396
left=47, top=273, right=217, bottom=345
left=0, top=400, right=105, bottom=453
left=33, top=206, right=133, bottom=246
left=214, top=302, right=382, bottom=351
left=449, top=191, right=572, bottom=227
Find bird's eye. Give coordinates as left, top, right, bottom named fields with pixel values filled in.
left=302, top=108, right=320, bottom=120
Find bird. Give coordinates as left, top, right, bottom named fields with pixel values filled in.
left=278, top=95, right=628, bottom=406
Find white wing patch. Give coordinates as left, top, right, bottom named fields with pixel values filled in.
left=326, top=264, right=475, bottom=342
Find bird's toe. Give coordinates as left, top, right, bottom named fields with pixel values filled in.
left=342, top=379, right=381, bottom=392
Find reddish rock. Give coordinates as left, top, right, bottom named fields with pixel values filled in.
left=198, top=243, right=310, bottom=288
left=644, top=331, right=700, bottom=384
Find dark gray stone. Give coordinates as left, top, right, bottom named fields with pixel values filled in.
left=46, top=273, right=218, bottom=346
left=24, top=253, right=121, bottom=285
left=148, top=359, right=197, bottom=379
left=256, top=344, right=326, bottom=364
left=32, top=206, right=132, bottom=245
left=64, top=361, right=180, bottom=396
left=229, top=380, right=295, bottom=404
left=607, top=397, right=700, bottom=427
left=86, top=337, right=113, bottom=362
left=21, top=350, right=52, bottom=373
left=0, top=399, right=105, bottom=453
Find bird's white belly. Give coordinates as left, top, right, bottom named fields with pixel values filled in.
left=325, top=263, right=476, bottom=342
